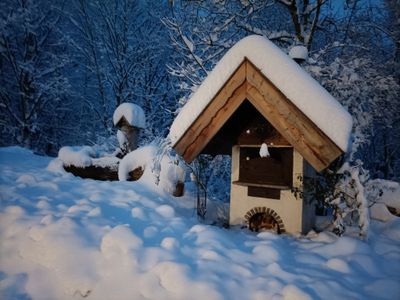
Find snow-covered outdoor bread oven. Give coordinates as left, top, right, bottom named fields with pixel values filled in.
left=169, top=35, right=353, bottom=234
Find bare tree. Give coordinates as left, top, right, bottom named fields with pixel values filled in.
left=0, top=0, right=72, bottom=152
left=68, top=0, right=178, bottom=138
left=164, top=0, right=330, bottom=97
left=276, top=0, right=328, bottom=50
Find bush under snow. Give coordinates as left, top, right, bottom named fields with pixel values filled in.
left=118, top=145, right=157, bottom=182
left=366, top=179, right=400, bottom=222
left=118, top=145, right=186, bottom=194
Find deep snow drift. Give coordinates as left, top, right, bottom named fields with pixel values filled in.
left=0, top=147, right=399, bottom=300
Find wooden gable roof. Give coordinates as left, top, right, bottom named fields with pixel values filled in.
left=173, top=58, right=343, bottom=172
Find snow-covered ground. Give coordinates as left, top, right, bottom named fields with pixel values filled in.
left=0, top=147, right=399, bottom=300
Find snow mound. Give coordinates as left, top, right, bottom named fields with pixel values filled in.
left=118, top=145, right=157, bottom=181
left=364, top=279, right=400, bottom=300
left=376, top=182, right=400, bottom=212
left=370, top=203, right=396, bottom=222
left=169, top=35, right=352, bottom=152
left=118, top=145, right=186, bottom=194
left=366, top=179, right=400, bottom=221
left=58, top=146, right=95, bottom=167
left=326, top=258, right=351, bottom=273
left=87, top=207, right=101, bottom=217
left=282, top=284, right=312, bottom=300
left=113, top=102, right=146, bottom=129
left=152, top=261, right=222, bottom=300
left=312, top=236, right=370, bottom=257
left=46, top=158, right=65, bottom=174
left=155, top=205, right=175, bottom=218
left=16, top=174, right=37, bottom=185
left=161, top=237, right=180, bottom=250
left=131, top=207, right=146, bottom=220
left=158, top=157, right=186, bottom=195
left=100, top=225, right=143, bottom=257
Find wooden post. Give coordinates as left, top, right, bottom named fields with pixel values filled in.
left=120, top=123, right=140, bottom=152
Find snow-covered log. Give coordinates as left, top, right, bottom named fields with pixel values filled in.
left=58, top=146, right=120, bottom=181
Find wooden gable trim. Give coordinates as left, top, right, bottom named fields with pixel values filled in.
left=174, top=60, right=247, bottom=162
left=173, top=58, right=343, bottom=171
left=244, top=60, right=343, bottom=171
left=181, top=82, right=247, bottom=162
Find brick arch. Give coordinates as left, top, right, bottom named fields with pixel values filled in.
left=244, top=207, right=286, bottom=234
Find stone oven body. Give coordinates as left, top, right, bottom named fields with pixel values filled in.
left=230, top=145, right=316, bottom=234
left=195, top=99, right=318, bottom=235
left=170, top=55, right=349, bottom=235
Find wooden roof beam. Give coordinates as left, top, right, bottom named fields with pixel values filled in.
left=173, top=58, right=343, bottom=171
left=182, top=82, right=248, bottom=163
left=175, top=60, right=248, bottom=162
left=244, top=59, right=342, bottom=171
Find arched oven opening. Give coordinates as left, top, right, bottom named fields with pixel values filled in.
left=245, top=207, right=286, bottom=234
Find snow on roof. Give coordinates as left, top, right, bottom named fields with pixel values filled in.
left=169, top=35, right=353, bottom=152
left=113, top=103, right=146, bottom=129
left=289, top=45, right=308, bottom=60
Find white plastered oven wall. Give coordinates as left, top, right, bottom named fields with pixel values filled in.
left=302, top=160, right=317, bottom=233
left=229, top=145, right=310, bottom=234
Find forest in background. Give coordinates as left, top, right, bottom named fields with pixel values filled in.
left=1, top=0, right=399, bottom=181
